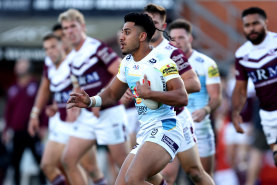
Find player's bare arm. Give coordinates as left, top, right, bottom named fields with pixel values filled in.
left=181, top=69, right=201, bottom=93
left=28, top=76, right=51, bottom=136
left=231, top=80, right=248, bottom=133
left=136, top=75, right=188, bottom=107
left=192, top=83, right=221, bottom=122
left=67, top=77, right=128, bottom=109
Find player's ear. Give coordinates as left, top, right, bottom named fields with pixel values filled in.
left=139, top=32, right=147, bottom=42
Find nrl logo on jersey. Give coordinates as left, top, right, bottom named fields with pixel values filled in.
left=148, top=58, right=157, bottom=63
left=126, top=54, right=132, bottom=60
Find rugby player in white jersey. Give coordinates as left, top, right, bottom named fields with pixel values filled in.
left=143, top=4, right=215, bottom=185
left=232, top=7, right=277, bottom=166
left=67, top=12, right=190, bottom=185
left=168, top=19, right=222, bottom=177
left=58, top=9, right=130, bottom=185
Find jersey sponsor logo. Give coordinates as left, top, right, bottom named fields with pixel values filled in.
left=248, top=65, right=277, bottom=84
left=161, top=63, right=178, bottom=76
left=54, top=90, right=71, bottom=103
left=78, top=72, right=100, bottom=86
left=161, top=134, right=179, bottom=153
left=207, top=66, right=219, bottom=78
left=195, top=57, right=204, bottom=63
left=148, top=58, right=157, bottom=63
left=136, top=105, right=147, bottom=115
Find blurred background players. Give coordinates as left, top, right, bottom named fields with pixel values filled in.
left=3, top=58, right=47, bottom=185
left=231, top=7, right=277, bottom=168
left=168, top=18, right=222, bottom=177
left=58, top=9, right=130, bottom=185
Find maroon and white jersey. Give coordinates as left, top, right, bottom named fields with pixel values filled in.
left=235, top=32, right=277, bottom=111
left=43, top=52, right=74, bottom=121
left=154, top=38, right=192, bottom=75
left=69, top=37, right=119, bottom=97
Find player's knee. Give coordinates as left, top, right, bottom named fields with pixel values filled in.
left=61, top=153, right=74, bottom=170
left=40, top=162, right=54, bottom=175
left=186, top=166, right=203, bottom=183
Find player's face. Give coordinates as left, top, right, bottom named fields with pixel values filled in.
left=169, top=28, right=192, bottom=55
left=53, top=29, right=72, bottom=53
left=119, top=22, right=141, bottom=55
left=145, top=12, right=165, bottom=43
left=43, top=38, right=63, bottom=66
left=243, top=13, right=267, bottom=45
left=62, top=20, right=85, bottom=47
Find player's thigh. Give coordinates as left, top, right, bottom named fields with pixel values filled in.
left=115, top=153, right=135, bottom=185
left=63, top=136, right=96, bottom=163
left=161, top=157, right=180, bottom=182
left=41, top=140, right=66, bottom=166
left=177, top=145, right=202, bottom=171
left=127, top=141, right=171, bottom=180
left=108, top=141, right=130, bottom=167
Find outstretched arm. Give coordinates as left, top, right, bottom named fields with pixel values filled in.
left=231, top=80, right=248, bottom=133
left=67, top=77, right=128, bottom=109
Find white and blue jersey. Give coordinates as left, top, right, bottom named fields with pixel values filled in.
left=187, top=50, right=221, bottom=124
left=117, top=49, right=181, bottom=130
left=117, top=48, right=185, bottom=159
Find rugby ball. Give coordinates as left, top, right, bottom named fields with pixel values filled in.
left=140, top=66, right=166, bottom=110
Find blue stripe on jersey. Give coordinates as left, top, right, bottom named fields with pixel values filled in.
left=162, top=119, right=176, bottom=130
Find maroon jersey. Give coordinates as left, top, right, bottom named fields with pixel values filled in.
left=43, top=52, right=74, bottom=121
left=235, top=32, right=277, bottom=111
left=69, top=37, right=119, bottom=97
left=5, top=80, right=38, bottom=131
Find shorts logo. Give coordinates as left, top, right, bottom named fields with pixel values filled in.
left=161, top=135, right=179, bottom=153
left=150, top=128, right=158, bottom=138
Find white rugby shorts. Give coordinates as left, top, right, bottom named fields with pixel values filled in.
left=260, top=109, right=277, bottom=145
left=48, top=113, right=74, bottom=144
left=131, top=118, right=184, bottom=160
left=70, top=105, right=128, bottom=145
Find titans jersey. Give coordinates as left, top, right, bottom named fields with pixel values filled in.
left=186, top=50, right=220, bottom=114
left=235, top=32, right=277, bottom=111
left=117, top=48, right=180, bottom=130
left=43, top=52, right=74, bottom=121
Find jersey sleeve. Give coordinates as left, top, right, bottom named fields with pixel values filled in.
left=96, top=42, right=119, bottom=67
left=157, top=60, right=180, bottom=82
left=204, top=58, right=221, bottom=85
left=170, top=49, right=192, bottom=75
left=235, top=57, right=248, bottom=81
left=116, top=57, right=127, bottom=83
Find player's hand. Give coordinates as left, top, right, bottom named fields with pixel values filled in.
left=28, top=117, right=40, bottom=137
left=136, top=75, right=151, bottom=99
left=67, top=89, right=90, bottom=109
left=45, top=104, right=58, bottom=117
left=191, top=109, right=206, bottom=122
left=231, top=112, right=244, bottom=133
left=120, top=89, right=133, bottom=107
left=91, top=107, right=100, bottom=118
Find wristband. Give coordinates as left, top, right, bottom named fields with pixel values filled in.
left=30, top=112, right=39, bottom=119
left=88, top=96, right=102, bottom=108
left=203, top=106, right=211, bottom=114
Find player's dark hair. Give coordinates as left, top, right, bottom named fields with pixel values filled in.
left=43, top=33, right=62, bottom=42
left=124, top=12, right=156, bottom=41
left=52, top=23, right=62, bottom=32
left=168, top=19, right=192, bottom=34
left=242, top=7, right=267, bottom=19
